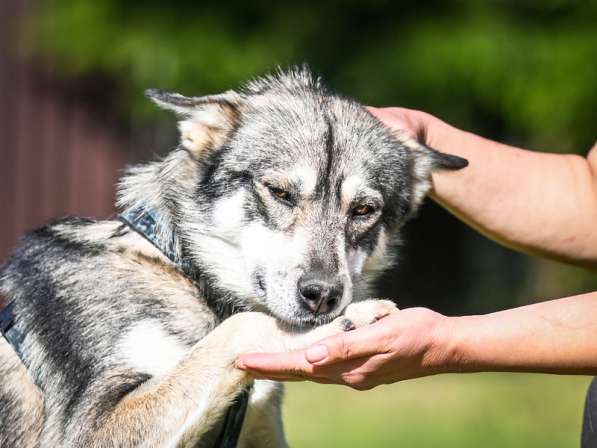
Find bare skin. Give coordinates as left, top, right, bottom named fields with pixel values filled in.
left=236, top=107, right=597, bottom=390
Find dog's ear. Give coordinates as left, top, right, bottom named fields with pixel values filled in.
left=145, top=89, right=242, bottom=156
left=399, top=134, right=468, bottom=207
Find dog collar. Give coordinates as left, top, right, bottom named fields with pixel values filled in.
left=119, top=205, right=250, bottom=448
left=0, top=300, right=25, bottom=355
left=119, top=206, right=198, bottom=280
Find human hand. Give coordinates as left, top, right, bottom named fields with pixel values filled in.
left=367, top=106, right=436, bottom=144
left=236, top=307, right=455, bottom=390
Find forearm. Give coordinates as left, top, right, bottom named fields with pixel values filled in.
left=424, top=116, right=597, bottom=267
left=442, top=291, right=597, bottom=375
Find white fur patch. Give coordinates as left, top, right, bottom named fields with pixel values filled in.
left=240, top=223, right=309, bottom=315
left=212, top=191, right=246, bottom=231
left=249, top=380, right=280, bottom=407
left=341, top=175, right=363, bottom=206
left=241, top=224, right=307, bottom=269
left=347, top=248, right=368, bottom=277
left=187, top=190, right=254, bottom=299
left=120, top=321, right=186, bottom=377
left=189, top=109, right=225, bottom=128
left=289, top=165, right=318, bottom=197
left=178, top=121, right=205, bottom=152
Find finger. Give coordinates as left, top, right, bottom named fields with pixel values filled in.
left=248, top=370, right=338, bottom=384
left=313, top=352, right=389, bottom=378
left=244, top=363, right=340, bottom=383
left=248, top=372, right=306, bottom=382
left=310, top=353, right=398, bottom=390
left=366, top=106, right=390, bottom=123
left=236, top=349, right=316, bottom=376
left=304, top=321, right=388, bottom=366
left=365, top=107, right=417, bottom=139
left=260, top=374, right=338, bottom=385
left=249, top=353, right=391, bottom=388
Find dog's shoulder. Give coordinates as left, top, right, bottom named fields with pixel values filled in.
left=2, top=216, right=191, bottom=292
left=0, top=217, right=223, bottom=436
left=0, top=216, right=217, bottom=348
left=2, top=217, right=105, bottom=272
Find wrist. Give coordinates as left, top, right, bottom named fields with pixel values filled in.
left=428, top=314, right=480, bottom=374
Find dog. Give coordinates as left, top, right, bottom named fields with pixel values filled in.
left=0, top=66, right=467, bottom=447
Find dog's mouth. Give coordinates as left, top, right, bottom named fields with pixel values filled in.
left=255, top=271, right=267, bottom=300
left=252, top=270, right=342, bottom=329
left=268, top=311, right=335, bottom=332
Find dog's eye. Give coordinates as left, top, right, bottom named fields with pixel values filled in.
left=268, top=186, right=293, bottom=205
left=352, top=204, right=374, bottom=217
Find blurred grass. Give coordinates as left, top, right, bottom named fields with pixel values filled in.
left=284, top=373, right=591, bottom=447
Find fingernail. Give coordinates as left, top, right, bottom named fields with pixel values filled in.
left=305, top=345, right=328, bottom=363
left=235, top=359, right=246, bottom=370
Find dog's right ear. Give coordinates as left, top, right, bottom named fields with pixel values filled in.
left=145, top=89, right=242, bottom=156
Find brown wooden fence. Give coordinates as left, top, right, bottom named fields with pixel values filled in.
left=0, top=0, right=162, bottom=278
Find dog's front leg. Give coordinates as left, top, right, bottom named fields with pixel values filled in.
left=75, top=300, right=396, bottom=447
left=72, top=312, right=285, bottom=447
left=239, top=380, right=288, bottom=448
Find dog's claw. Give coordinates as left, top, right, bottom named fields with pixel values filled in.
left=338, top=317, right=356, bottom=332
left=343, top=299, right=398, bottom=327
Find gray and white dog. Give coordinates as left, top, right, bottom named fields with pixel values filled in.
left=0, top=67, right=466, bottom=447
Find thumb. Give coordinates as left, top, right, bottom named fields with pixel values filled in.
left=305, top=323, right=386, bottom=366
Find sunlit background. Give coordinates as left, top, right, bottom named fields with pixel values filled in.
left=1, top=1, right=596, bottom=446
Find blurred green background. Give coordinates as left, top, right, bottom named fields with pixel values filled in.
left=285, top=374, right=590, bottom=447
left=22, top=0, right=597, bottom=313
left=3, top=0, right=597, bottom=446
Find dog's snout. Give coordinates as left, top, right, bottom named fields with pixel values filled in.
left=298, top=272, right=343, bottom=315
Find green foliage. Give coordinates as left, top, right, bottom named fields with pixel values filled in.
left=29, top=0, right=597, bottom=149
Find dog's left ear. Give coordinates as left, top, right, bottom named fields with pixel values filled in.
left=402, top=136, right=468, bottom=207
left=145, top=89, right=242, bottom=156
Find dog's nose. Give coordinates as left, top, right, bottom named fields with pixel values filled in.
left=298, top=272, right=344, bottom=315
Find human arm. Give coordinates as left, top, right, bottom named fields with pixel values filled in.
left=368, top=107, right=597, bottom=269
left=236, top=291, right=597, bottom=389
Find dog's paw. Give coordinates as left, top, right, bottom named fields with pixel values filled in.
left=285, top=300, right=398, bottom=350
left=343, top=299, right=398, bottom=328
left=294, top=314, right=358, bottom=347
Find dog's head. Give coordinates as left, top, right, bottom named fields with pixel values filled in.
left=124, top=67, right=466, bottom=327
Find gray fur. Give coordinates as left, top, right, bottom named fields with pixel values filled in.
left=0, top=66, right=466, bottom=447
